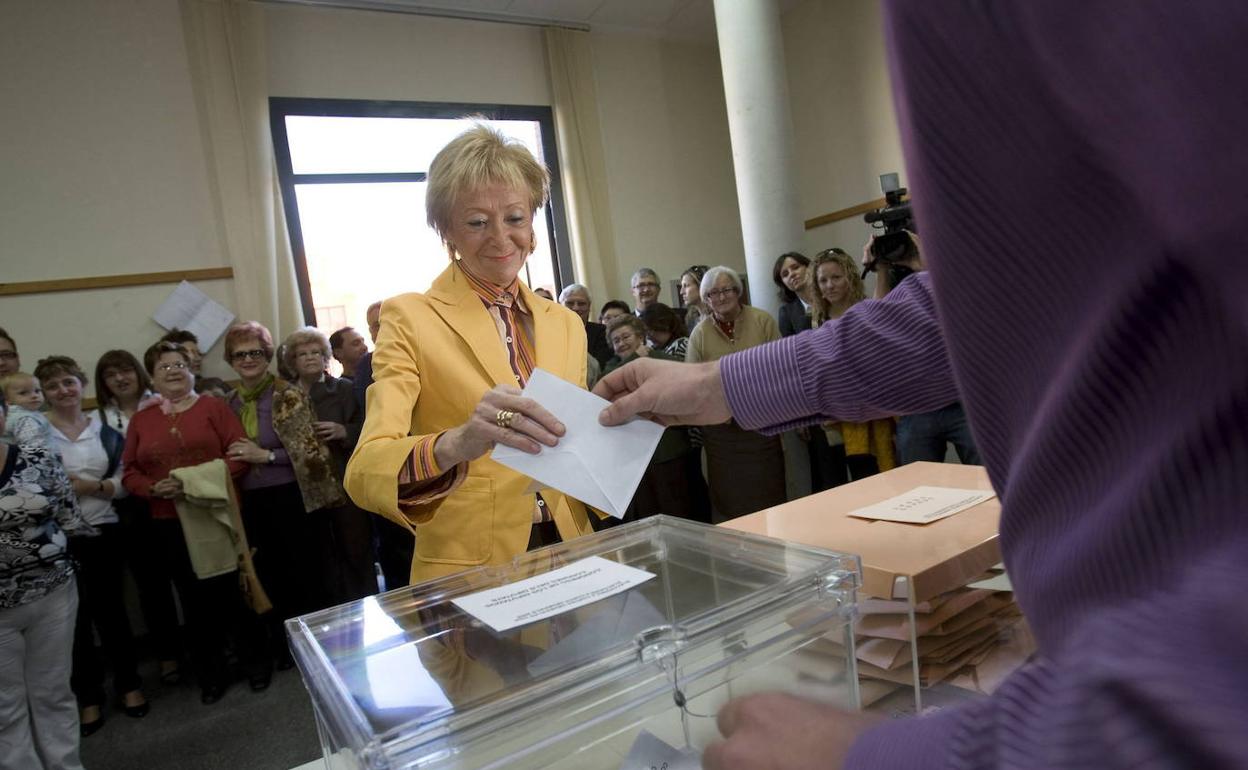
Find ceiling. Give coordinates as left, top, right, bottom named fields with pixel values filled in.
left=264, top=0, right=801, bottom=43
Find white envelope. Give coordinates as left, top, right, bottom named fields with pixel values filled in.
left=491, top=368, right=665, bottom=518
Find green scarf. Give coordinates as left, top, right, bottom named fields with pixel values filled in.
left=237, top=373, right=275, bottom=440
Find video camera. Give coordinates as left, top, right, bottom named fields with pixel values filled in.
left=862, top=172, right=917, bottom=290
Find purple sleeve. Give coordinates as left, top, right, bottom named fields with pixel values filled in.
left=720, top=273, right=959, bottom=433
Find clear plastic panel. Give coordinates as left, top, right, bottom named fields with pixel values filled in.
left=289, top=516, right=860, bottom=770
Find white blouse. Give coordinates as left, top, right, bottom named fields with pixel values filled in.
left=48, top=413, right=124, bottom=527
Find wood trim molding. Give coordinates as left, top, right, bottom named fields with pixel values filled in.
left=804, top=197, right=889, bottom=230
left=0, top=267, right=234, bottom=297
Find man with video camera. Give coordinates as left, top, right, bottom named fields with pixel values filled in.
left=862, top=225, right=979, bottom=467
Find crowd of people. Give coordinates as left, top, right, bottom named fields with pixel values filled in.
left=6, top=3, right=1243, bottom=768
left=0, top=212, right=963, bottom=768
left=0, top=315, right=413, bottom=767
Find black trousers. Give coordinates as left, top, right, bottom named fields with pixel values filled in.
left=806, top=430, right=849, bottom=492
left=623, top=451, right=713, bottom=525
left=241, top=482, right=322, bottom=663
left=309, top=503, right=378, bottom=607
left=69, top=524, right=141, bottom=706
left=150, top=518, right=267, bottom=689
left=374, top=517, right=414, bottom=593
left=115, top=495, right=182, bottom=663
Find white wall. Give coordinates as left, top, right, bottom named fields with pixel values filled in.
left=3, top=0, right=766, bottom=394
left=264, top=5, right=551, bottom=105
left=264, top=4, right=742, bottom=309
left=782, top=0, right=906, bottom=260
left=1, top=0, right=239, bottom=392
left=590, top=31, right=743, bottom=306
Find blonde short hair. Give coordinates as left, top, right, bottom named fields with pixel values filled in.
left=426, top=122, right=550, bottom=259
left=282, top=327, right=331, bottom=375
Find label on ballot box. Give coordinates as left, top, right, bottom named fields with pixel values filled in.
left=848, top=486, right=996, bottom=525
left=451, top=556, right=656, bottom=633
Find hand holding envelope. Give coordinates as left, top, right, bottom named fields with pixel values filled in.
left=492, top=369, right=665, bottom=518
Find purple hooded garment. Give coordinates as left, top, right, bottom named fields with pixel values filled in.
left=720, top=1, right=1248, bottom=767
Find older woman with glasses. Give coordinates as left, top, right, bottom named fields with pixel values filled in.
left=122, top=341, right=264, bottom=704
left=602, top=316, right=710, bottom=524
left=92, top=349, right=183, bottom=687
left=685, top=266, right=787, bottom=520
left=282, top=327, right=377, bottom=605
left=224, top=322, right=343, bottom=666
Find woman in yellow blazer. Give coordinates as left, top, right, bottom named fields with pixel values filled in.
left=344, top=125, right=597, bottom=585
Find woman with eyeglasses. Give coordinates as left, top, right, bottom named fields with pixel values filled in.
left=601, top=315, right=711, bottom=524
left=122, top=341, right=265, bottom=705
left=685, top=266, right=787, bottom=520
left=92, top=349, right=185, bottom=688
left=281, top=327, right=377, bottom=605
left=224, top=322, right=344, bottom=667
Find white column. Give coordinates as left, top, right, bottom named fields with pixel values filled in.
left=712, top=0, right=804, bottom=319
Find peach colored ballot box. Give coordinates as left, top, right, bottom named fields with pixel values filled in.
left=721, top=462, right=1034, bottom=713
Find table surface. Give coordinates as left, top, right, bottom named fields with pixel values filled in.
left=720, top=462, right=1002, bottom=601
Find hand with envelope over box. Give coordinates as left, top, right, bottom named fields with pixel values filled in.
left=344, top=124, right=609, bottom=585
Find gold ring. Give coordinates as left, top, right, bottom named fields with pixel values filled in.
left=495, top=409, right=518, bottom=429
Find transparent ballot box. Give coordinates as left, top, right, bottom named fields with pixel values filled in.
left=288, top=515, right=861, bottom=770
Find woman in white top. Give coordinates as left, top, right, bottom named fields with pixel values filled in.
left=37, top=356, right=148, bottom=735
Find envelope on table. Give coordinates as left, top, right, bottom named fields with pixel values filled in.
left=491, top=368, right=665, bottom=519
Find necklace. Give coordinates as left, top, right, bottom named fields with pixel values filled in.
left=165, top=394, right=197, bottom=441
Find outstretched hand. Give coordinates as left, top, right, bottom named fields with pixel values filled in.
left=703, top=692, right=883, bottom=770
left=592, top=358, right=732, bottom=427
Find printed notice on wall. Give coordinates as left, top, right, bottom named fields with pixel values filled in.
left=848, top=486, right=996, bottom=525
left=152, top=281, right=235, bottom=353
left=451, top=556, right=656, bottom=633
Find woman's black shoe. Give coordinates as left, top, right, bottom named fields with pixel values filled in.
left=123, top=701, right=150, bottom=718
left=200, top=685, right=226, bottom=705
left=248, top=672, right=272, bottom=692
left=80, top=717, right=105, bottom=737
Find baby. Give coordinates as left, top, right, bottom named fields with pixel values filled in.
left=1, top=372, right=53, bottom=450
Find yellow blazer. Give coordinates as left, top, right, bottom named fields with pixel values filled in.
left=344, top=263, right=594, bottom=584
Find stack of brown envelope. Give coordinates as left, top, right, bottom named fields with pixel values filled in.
left=852, top=587, right=1024, bottom=689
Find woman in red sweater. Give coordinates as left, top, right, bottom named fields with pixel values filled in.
left=122, top=341, right=268, bottom=704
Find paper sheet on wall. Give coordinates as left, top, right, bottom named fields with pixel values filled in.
left=152, top=281, right=235, bottom=352
left=848, top=486, right=996, bottom=525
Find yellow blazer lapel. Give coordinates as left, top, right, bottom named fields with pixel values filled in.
left=426, top=265, right=516, bottom=387
left=524, top=283, right=570, bottom=379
